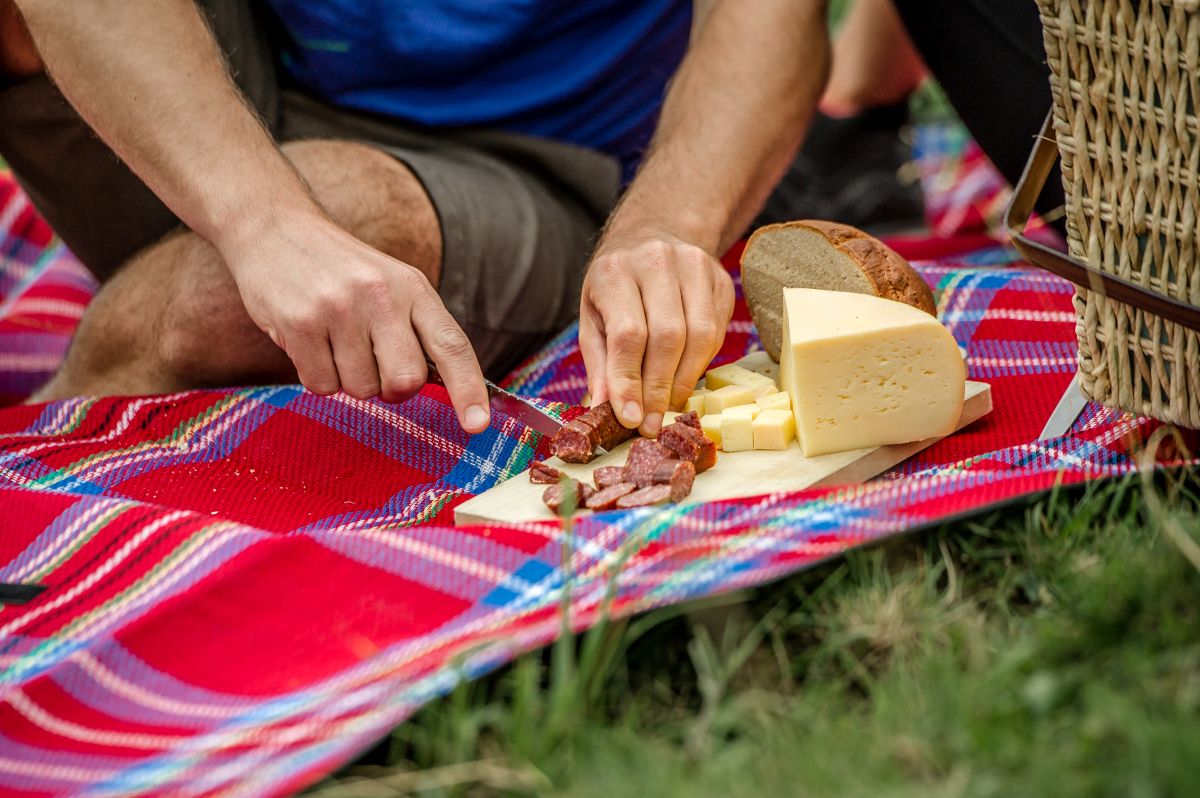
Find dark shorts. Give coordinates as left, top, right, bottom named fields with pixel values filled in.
left=0, top=0, right=622, bottom=378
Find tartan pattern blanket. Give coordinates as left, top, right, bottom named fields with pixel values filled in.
left=1, top=126, right=1195, bottom=797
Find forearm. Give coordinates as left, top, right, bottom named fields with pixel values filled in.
left=16, top=0, right=320, bottom=252
left=607, top=0, right=830, bottom=254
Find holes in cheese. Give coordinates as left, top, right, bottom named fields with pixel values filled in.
left=721, top=406, right=756, bottom=452
left=752, top=409, right=796, bottom=450
left=780, top=287, right=965, bottom=457
left=704, top=384, right=756, bottom=414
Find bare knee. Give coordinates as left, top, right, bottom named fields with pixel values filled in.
left=281, top=139, right=443, bottom=284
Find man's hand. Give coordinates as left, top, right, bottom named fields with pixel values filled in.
left=578, top=0, right=828, bottom=432
left=580, top=231, right=734, bottom=436
left=220, top=210, right=492, bottom=433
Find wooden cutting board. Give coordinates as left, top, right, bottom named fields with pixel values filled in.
left=455, top=355, right=990, bottom=526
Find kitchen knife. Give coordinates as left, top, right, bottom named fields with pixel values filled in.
left=424, top=357, right=563, bottom=437
left=1038, top=372, right=1087, bottom=440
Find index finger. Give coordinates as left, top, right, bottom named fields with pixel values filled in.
left=411, top=294, right=490, bottom=434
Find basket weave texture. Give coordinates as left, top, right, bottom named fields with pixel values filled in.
left=1037, top=0, right=1200, bottom=426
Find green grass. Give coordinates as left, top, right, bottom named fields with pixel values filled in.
left=314, top=470, right=1200, bottom=797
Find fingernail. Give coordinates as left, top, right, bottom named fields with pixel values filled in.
left=642, top=412, right=663, bottom=434
left=622, top=400, right=642, bottom=425
left=465, top=404, right=490, bottom=431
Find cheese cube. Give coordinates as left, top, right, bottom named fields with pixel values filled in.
left=780, top=288, right=965, bottom=456
left=752, top=409, right=796, bottom=450
left=700, top=413, right=723, bottom=447
left=721, top=406, right=756, bottom=452
left=756, top=391, right=792, bottom=412
left=684, top=389, right=708, bottom=416
left=662, top=411, right=680, bottom=426
left=704, top=384, right=756, bottom=414
left=735, top=350, right=781, bottom=384
left=705, top=363, right=777, bottom=395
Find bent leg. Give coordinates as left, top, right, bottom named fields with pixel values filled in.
left=891, top=0, right=1063, bottom=214
left=34, top=139, right=441, bottom=400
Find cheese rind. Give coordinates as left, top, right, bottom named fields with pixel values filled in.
left=704, top=384, right=756, bottom=415
left=780, top=288, right=965, bottom=457
left=752, top=409, right=796, bottom=450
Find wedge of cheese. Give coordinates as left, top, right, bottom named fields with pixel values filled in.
left=780, top=288, right=965, bottom=457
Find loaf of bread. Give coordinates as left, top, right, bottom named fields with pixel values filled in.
left=740, top=220, right=937, bottom=361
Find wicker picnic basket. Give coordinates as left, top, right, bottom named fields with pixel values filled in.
left=1007, top=0, right=1200, bottom=427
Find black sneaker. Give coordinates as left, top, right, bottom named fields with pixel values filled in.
left=753, top=101, right=925, bottom=235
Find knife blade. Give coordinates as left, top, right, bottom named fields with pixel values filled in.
left=423, top=357, right=563, bottom=437
left=1038, top=371, right=1087, bottom=440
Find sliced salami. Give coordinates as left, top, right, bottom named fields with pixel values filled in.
left=652, top=459, right=696, bottom=502
left=658, top=424, right=700, bottom=462
left=529, top=461, right=561, bottom=484
left=674, top=410, right=702, bottom=430
left=659, top=422, right=717, bottom=473
left=542, top=479, right=593, bottom=515
left=580, top=401, right=636, bottom=451
left=592, top=466, right=626, bottom=491
left=615, top=484, right=673, bottom=509
left=551, top=419, right=598, bottom=463
left=550, top=401, right=635, bottom=463
left=585, top=481, right=637, bottom=511
left=623, top=438, right=676, bottom=487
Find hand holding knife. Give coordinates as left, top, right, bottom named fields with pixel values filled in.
left=424, top=356, right=563, bottom=437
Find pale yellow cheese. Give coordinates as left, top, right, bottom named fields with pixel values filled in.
left=734, top=350, right=780, bottom=384
left=662, top=411, right=680, bottom=427
left=704, top=384, right=756, bottom=414
left=721, top=406, right=756, bottom=452
left=780, top=288, right=965, bottom=457
left=684, top=389, right=708, bottom=416
left=756, top=391, right=792, bottom=412
left=752, top=409, right=796, bottom=450
left=700, top=413, right=723, bottom=447
left=705, top=363, right=777, bottom=395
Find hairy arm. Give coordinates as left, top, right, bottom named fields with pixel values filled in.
left=15, top=0, right=490, bottom=431
left=581, top=0, right=830, bottom=433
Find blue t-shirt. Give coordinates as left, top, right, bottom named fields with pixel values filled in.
left=262, top=0, right=692, bottom=176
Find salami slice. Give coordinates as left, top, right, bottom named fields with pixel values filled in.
left=550, top=402, right=635, bottom=463
left=615, top=484, right=673, bottom=509
left=674, top=410, right=702, bottom=430
left=579, top=401, right=635, bottom=451
left=585, top=481, right=637, bottom=511
left=551, top=419, right=598, bottom=463
left=659, top=422, right=717, bottom=473
left=652, top=460, right=696, bottom=502
left=529, top=461, right=561, bottom=484
left=592, top=466, right=626, bottom=490
left=542, top=480, right=593, bottom=515
left=623, top=438, right=676, bottom=487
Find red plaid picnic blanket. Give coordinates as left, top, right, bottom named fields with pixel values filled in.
left=1, top=127, right=1194, bottom=797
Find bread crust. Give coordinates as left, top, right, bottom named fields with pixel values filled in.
left=740, top=220, right=937, bottom=360
left=789, top=220, right=936, bottom=315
